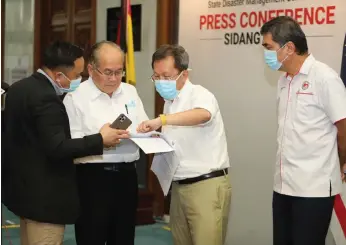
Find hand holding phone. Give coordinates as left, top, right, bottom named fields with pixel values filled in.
left=110, top=113, right=132, bottom=130
left=99, top=123, right=129, bottom=147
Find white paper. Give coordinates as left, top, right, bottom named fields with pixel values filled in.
left=151, top=151, right=180, bottom=196
left=129, top=131, right=174, bottom=154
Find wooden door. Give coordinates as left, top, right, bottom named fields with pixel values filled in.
left=34, top=0, right=96, bottom=80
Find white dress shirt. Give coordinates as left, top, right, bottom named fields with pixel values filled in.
left=275, top=54, right=346, bottom=197
left=63, top=77, right=149, bottom=163
left=162, top=80, right=230, bottom=180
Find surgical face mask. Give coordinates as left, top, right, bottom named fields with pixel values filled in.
left=154, top=72, right=183, bottom=100
left=58, top=73, right=82, bottom=93
left=264, top=44, right=289, bottom=71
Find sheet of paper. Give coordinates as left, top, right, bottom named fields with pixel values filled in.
left=151, top=151, right=180, bottom=196
left=129, top=131, right=161, bottom=138
left=130, top=137, right=174, bottom=154
left=129, top=131, right=174, bottom=154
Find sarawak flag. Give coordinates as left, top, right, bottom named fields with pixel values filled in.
left=116, top=0, right=136, bottom=85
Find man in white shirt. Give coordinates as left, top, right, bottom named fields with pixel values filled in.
left=260, top=16, right=346, bottom=245
left=137, top=44, right=231, bottom=245
left=63, top=41, right=149, bottom=245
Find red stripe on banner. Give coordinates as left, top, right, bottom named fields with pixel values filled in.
left=334, top=194, right=346, bottom=238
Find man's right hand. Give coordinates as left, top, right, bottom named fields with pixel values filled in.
left=99, top=123, right=129, bottom=147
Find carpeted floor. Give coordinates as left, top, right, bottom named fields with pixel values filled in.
left=1, top=205, right=173, bottom=245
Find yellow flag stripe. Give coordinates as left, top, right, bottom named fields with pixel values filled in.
left=126, top=13, right=136, bottom=86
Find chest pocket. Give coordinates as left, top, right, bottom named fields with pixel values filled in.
left=294, top=87, right=319, bottom=123
left=125, top=99, right=138, bottom=129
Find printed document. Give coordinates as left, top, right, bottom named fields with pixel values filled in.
left=129, top=131, right=174, bottom=154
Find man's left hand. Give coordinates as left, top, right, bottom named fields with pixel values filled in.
left=137, top=117, right=162, bottom=133
left=342, top=163, right=346, bottom=183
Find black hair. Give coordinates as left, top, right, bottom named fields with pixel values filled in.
left=42, top=41, right=84, bottom=70
left=151, top=44, right=189, bottom=72
left=260, top=16, right=308, bottom=55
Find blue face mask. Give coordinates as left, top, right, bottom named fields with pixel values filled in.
left=59, top=74, right=82, bottom=93
left=155, top=80, right=178, bottom=100
left=154, top=72, right=183, bottom=100
left=264, top=44, right=288, bottom=71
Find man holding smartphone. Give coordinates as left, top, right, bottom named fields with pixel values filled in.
left=63, top=41, right=149, bottom=245
left=2, top=41, right=127, bottom=245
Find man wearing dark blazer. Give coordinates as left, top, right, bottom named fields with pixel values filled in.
left=2, top=41, right=130, bottom=245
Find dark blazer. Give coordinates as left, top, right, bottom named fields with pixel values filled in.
left=2, top=72, right=104, bottom=224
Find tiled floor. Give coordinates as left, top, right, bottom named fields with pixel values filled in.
left=1, top=205, right=173, bottom=245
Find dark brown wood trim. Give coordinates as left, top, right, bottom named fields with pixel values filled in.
left=91, top=0, right=97, bottom=45
left=33, top=0, right=42, bottom=71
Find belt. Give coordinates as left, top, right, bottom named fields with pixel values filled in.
left=174, top=168, right=228, bottom=185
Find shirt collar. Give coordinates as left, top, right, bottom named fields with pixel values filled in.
left=165, top=79, right=193, bottom=103
left=37, top=69, right=63, bottom=95
left=285, top=54, right=315, bottom=78
left=299, top=54, right=315, bottom=75
left=176, top=79, right=193, bottom=99
left=88, top=77, right=123, bottom=100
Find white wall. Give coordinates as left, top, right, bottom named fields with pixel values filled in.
left=96, top=0, right=157, bottom=119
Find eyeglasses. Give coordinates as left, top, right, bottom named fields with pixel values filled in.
left=150, top=73, right=180, bottom=82
left=95, top=67, right=125, bottom=78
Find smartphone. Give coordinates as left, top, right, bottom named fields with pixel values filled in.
left=110, top=113, right=132, bottom=130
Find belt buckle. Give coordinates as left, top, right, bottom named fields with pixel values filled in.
left=104, top=165, right=119, bottom=172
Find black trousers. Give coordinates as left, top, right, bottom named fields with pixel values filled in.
left=75, top=163, right=138, bottom=245
left=273, top=191, right=335, bottom=245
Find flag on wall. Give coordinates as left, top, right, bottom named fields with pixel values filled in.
left=116, top=0, right=136, bottom=86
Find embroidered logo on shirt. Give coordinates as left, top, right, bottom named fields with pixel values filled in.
left=302, top=81, right=310, bottom=90
left=126, top=100, right=136, bottom=108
